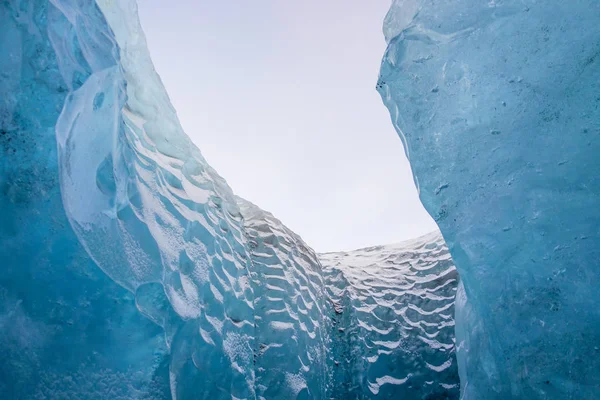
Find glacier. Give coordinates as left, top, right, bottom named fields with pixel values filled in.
left=377, top=0, right=600, bottom=399
left=1, top=0, right=460, bottom=398
left=4, top=0, right=596, bottom=397
left=321, top=231, right=459, bottom=399
left=238, top=198, right=330, bottom=399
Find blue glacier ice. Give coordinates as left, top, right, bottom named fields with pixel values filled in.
left=1, top=1, right=171, bottom=398
left=1, top=0, right=255, bottom=397
left=1, top=0, right=460, bottom=398
left=378, top=0, right=600, bottom=398
left=238, top=198, right=331, bottom=399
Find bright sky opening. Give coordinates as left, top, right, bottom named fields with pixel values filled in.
left=137, top=0, right=437, bottom=252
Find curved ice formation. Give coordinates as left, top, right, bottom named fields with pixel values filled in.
left=238, top=198, right=330, bottom=399
left=1, top=0, right=257, bottom=396
left=378, top=0, right=600, bottom=398
left=1, top=1, right=171, bottom=398
left=1, top=0, right=461, bottom=398
left=321, top=232, right=459, bottom=399
left=52, top=0, right=256, bottom=397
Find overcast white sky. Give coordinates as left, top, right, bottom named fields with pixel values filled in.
left=137, top=0, right=437, bottom=252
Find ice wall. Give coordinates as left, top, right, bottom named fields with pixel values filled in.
left=377, top=1, right=600, bottom=398
left=1, top=0, right=464, bottom=398
left=321, top=232, right=459, bottom=399
left=2, top=0, right=256, bottom=397
left=56, top=0, right=258, bottom=397
left=238, top=198, right=330, bottom=399
left=0, top=0, right=171, bottom=398
left=1, top=0, right=330, bottom=397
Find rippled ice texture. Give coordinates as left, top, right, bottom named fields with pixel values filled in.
left=321, top=232, right=459, bottom=399
left=238, top=198, right=331, bottom=399
left=378, top=1, right=600, bottom=399
left=1, top=0, right=460, bottom=398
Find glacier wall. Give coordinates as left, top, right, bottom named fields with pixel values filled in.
left=1, top=0, right=462, bottom=398
left=377, top=1, right=600, bottom=399
left=238, top=198, right=330, bottom=399
left=321, top=232, right=459, bottom=399
left=0, top=0, right=171, bottom=398
left=56, top=0, right=258, bottom=397
left=2, top=0, right=256, bottom=397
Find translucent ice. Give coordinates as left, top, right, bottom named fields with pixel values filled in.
left=1, top=0, right=255, bottom=397
left=238, top=198, right=331, bottom=399
left=378, top=1, right=600, bottom=398
left=1, top=0, right=460, bottom=398
left=1, top=0, right=170, bottom=398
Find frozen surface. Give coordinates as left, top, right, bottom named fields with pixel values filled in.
left=238, top=198, right=331, bottom=399
left=321, top=231, right=459, bottom=399
left=378, top=0, right=600, bottom=398
left=0, top=0, right=170, bottom=398
left=1, top=0, right=460, bottom=398
left=1, top=0, right=253, bottom=397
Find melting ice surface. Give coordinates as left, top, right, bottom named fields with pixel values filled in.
left=378, top=0, right=600, bottom=399
left=0, top=0, right=459, bottom=398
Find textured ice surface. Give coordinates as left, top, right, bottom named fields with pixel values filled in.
left=378, top=1, right=600, bottom=398
left=321, top=232, right=459, bottom=399
left=238, top=198, right=330, bottom=399
left=0, top=1, right=171, bottom=398
left=2, top=0, right=253, bottom=397
left=1, top=0, right=461, bottom=398
left=57, top=0, right=257, bottom=397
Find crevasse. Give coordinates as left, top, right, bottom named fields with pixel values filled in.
left=1, top=0, right=460, bottom=398
left=8, top=0, right=598, bottom=398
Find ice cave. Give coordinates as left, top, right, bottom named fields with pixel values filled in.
left=1, top=0, right=599, bottom=399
